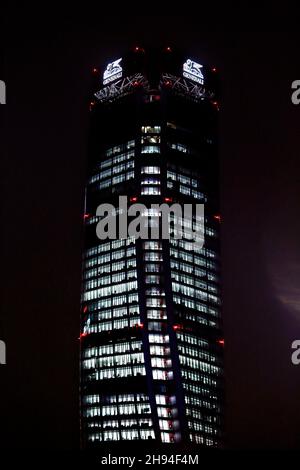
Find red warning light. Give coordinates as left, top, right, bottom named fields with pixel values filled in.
left=92, top=67, right=98, bottom=74
left=164, top=197, right=173, bottom=203
left=173, top=324, right=182, bottom=331
left=213, top=214, right=221, bottom=222
left=212, top=67, right=217, bottom=73
left=83, top=213, right=90, bottom=220
left=79, top=332, right=88, bottom=340
left=130, top=196, right=138, bottom=202
left=166, top=46, right=172, bottom=52
left=83, top=305, right=88, bottom=314
left=217, top=339, right=225, bottom=346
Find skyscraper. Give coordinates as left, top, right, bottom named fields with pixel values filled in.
left=80, top=47, right=223, bottom=449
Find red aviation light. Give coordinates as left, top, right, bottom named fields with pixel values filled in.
left=89, top=102, right=95, bottom=111
left=92, top=67, right=98, bottom=74
left=134, top=46, right=145, bottom=53
left=136, top=323, right=144, bottom=329
left=83, top=305, right=88, bottom=314
left=217, top=339, right=225, bottom=346
left=79, top=332, right=88, bottom=340
left=173, top=324, right=182, bottom=331
left=130, top=196, right=138, bottom=202
left=165, top=46, right=172, bottom=52
left=83, top=213, right=90, bottom=220
left=164, top=197, right=173, bottom=203
left=213, top=214, right=221, bottom=223
left=212, top=67, right=217, bottom=73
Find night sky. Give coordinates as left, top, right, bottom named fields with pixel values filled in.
left=1, top=12, right=300, bottom=450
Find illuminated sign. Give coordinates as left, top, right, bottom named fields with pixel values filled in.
left=183, top=59, right=204, bottom=85
left=103, top=58, right=123, bottom=85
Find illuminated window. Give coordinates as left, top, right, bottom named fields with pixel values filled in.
left=141, top=187, right=161, bottom=195
left=145, top=275, right=161, bottom=284
left=141, top=166, right=160, bottom=174
left=171, top=143, right=187, bottom=153
left=141, top=135, right=161, bottom=144
left=141, top=177, right=160, bottom=185
left=141, top=126, right=161, bottom=134
left=141, top=145, right=160, bottom=154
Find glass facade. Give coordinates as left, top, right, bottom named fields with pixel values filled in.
left=80, top=49, right=223, bottom=448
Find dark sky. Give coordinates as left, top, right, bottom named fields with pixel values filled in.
left=1, top=13, right=300, bottom=450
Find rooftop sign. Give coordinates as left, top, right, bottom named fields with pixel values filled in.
left=103, top=58, right=123, bottom=85
left=183, top=59, right=204, bottom=85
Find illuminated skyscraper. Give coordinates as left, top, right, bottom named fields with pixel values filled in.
left=80, top=47, right=223, bottom=449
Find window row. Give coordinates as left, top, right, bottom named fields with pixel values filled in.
left=177, top=345, right=217, bottom=364
left=85, top=237, right=135, bottom=258
left=167, top=170, right=198, bottom=187
left=186, top=407, right=219, bottom=424
left=84, top=293, right=139, bottom=309
left=84, top=341, right=143, bottom=358
left=141, top=186, right=161, bottom=195
left=88, top=429, right=155, bottom=441
left=94, top=306, right=139, bottom=321
left=90, top=160, right=134, bottom=184
left=170, top=260, right=218, bottom=282
left=89, top=246, right=136, bottom=262
left=141, top=166, right=160, bottom=174
left=83, top=281, right=138, bottom=301
left=170, top=248, right=218, bottom=271
left=171, top=272, right=219, bottom=293
left=85, top=403, right=151, bottom=417
left=83, top=393, right=149, bottom=405
left=179, top=355, right=220, bottom=375
left=167, top=181, right=206, bottom=201
left=188, top=420, right=217, bottom=435
left=84, top=270, right=136, bottom=289
left=173, top=295, right=220, bottom=318
left=85, top=365, right=146, bottom=382
left=184, top=394, right=220, bottom=411
left=141, top=145, right=160, bottom=154
left=82, top=318, right=141, bottom=334
left=182, top=382, right=219, bottom=402
left=84, top=259, right=136, bottom=274
left=97, top=171, right=135, bottom=189
left=182, top=311, right=219, bottom=329
left=141, top=135, right=160, bottom=144
left=141, top=126, right=161, bottom=134
left=169, top=143, right=188, bottom=153
left=189, top=433, right=216, bottom=446
left=96, top=147, right=135, bottom=172
left=82, top=352, right=144, bottom=370
left=181, top=369, right=218, bottom=388
left=152, top=370, right=173, bottom=381
left=105, top=140, right=135, bottom=157
left=172, top=282, right=221, bottom=305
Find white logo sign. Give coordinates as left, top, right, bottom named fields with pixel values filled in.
left=183, top=59, right=204, bottom=85
left=103, top=58, right=123, bottom=85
